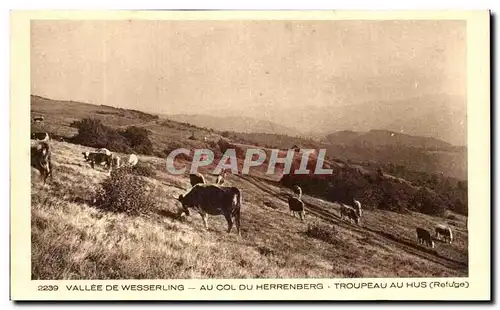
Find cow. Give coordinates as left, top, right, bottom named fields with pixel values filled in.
left=292, top=185, right=302, bottom=199
left=340, top=204, right=360, bottom=225
left=189, top=173, right=206, bottom=187
left=31, top=132, right=50, bottom=142
left=95, top=148, right=111, bottom=156
left=126, top=154, right=139, bottom=167
left=435, top=224, right=454, bottom=244
left=31, top=141, right=53, bottom=184
left=176, top=184, right=242, bottom=236
left=31, top=116, right=44, bottom=123
left=215, top=170, right=226, bottom=185
left=416, top=227, right=435, bottom=248
left=288, top=196, right=305, bottom=221
left=82, top=151, right=113, bottom=170
left=353, top=199, right=362, bottom=217
left=111, top=154, right=121, bottom=170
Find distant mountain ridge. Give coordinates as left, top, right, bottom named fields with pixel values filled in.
left=324, top=129, right=454, bottom=149
left=229, top=93, right=467, bottom=147
left=165, top=114, right=302, bottom=137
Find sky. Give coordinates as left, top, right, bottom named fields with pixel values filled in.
left=31, top=19, right=466, bottom=122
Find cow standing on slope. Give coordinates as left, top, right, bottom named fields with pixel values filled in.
left=31, top=141, right=53, bottom=184
left=435, top=224, right=454, bottom=244
left=176, top=184, right=242, bottom=236
left=416, top=227, right=435, bottom=248
left=288, top=185, right=305, bottom=221
left=340, top=204, right=360, bottom=225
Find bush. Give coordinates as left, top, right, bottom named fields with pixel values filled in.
left=70, top=118, right=154, bottom=156
left=130, top=162, right=156, bottom=178
left=120, top=126, right=154, bottom=155
left=305, top=222, right=338, bottom=244
left=94, top=167, right=156, bottom=215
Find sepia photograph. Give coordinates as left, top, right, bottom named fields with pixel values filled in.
left=10, top=9, right=490, bottom=301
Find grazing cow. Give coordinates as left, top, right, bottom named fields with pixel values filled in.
left=111, top=154, right=121, bottom=170
left=32, top=116, right=44, bottom=123
left=31, top=142, right=52, bottom=184
left=189, top=173, right=206, bottom=187
left=353, top=199, right=362, bottom=217
left=215, top=170, right=226, bottom=185
left=95, top=148, right=111, bottom=156
left=435, top=224, right=454, bottom=244
left=82, top=151, right=112, bottom=170
left=126, top=154, right=139, bottom=167
left=340, top=204, right=360, bottom=225
left=292, top=185, right=302, bottom=199
left=416, top=227, right=435, bottom=248
left=31, top=132, right=50, bottom=142
left=177, top=184, right=242, bottom=236
left=288, top=196, right=305, bottom=221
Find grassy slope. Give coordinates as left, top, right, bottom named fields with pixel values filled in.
left=32, top=141, right=468, bottom=279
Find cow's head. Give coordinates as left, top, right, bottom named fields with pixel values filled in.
left=82, top=151, right=90, bottom=161
left=177, top=194, right=191, bottom=216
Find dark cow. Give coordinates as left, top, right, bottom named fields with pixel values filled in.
left=31, top=142, right=53, bottom=184
left=435, top=224, right=454, bottom=244
left=288, top=196, right=305, bottom=221
left=189, top=173, right=206, bottom=187
left=340, top=204, right=360, bottom=225
left=31, top=132, right=50, bottom=142
left=82, top=151, right=113, bottom=170
left=177, top=184, right=242, bottom=236
left=416, top=227, right=435, bottom=248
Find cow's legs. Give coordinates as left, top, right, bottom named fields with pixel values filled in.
left=224, top=213, right=233, bottom=233
left=299, top=211, right=305, bottom=221
left=200, top=212, right=208, bottom=229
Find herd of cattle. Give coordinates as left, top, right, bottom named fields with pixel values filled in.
left=30, top=129, right=456, bottom=248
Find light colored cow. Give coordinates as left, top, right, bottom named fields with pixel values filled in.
left=215, top=170, right=226, bottom=185
left=126, top=154, right=139, bottom=167
left=353, top=199, right=362, bottom=217
left=95, top=148, right=112, bottom=156
left=435, top=224, right=454, bottom=244
left=292, top=185, right=302, bottom=199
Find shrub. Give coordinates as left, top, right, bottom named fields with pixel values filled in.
left=70, top=118, right=132, bottom=153
left=94, top=167, right=156, bottom=215
left=70, top=118, right=154, bottom=156
left=305, top=222, right=338, bottom=244
left=120, top=126, right=154, bottom=155
left=130, top=162, right=156, bottom=178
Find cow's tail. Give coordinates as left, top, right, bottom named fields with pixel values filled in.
left=233, top=188, right=242, bottom=236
